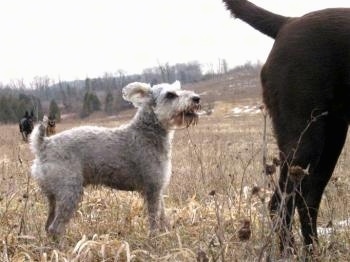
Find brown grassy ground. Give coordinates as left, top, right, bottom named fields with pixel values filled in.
left=1, top=98, right=350, bottom=261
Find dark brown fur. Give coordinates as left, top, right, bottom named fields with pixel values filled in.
left=223, top=0, right=350, bottom=252
left=19, top=111, right=34, bottom=142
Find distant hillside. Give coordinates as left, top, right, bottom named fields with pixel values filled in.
left=0, top=62, right=262, bottom=123
left=186, top=62, right=262, bottom=104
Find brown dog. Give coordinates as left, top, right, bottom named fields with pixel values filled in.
left=43, top=115, right=56, bottom=136
left=223, top=0, right=350, bottom=252
left=46, top=117, right=56, bottom=136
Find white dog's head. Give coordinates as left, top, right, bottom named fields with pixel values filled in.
left=123, top=81, right=200, bottom=128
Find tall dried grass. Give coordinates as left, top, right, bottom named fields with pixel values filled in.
left=1, top=101, right=350, bottom=261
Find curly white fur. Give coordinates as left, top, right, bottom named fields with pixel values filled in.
left=30, top=81, right=200, bottom=238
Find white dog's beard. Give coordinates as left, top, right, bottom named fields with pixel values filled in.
left=172, top=107, right=200, bottom=127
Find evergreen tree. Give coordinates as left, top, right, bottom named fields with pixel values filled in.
left=81, top=92, right=91, bottom=118
left=49, top=99, right=61, bottom=121
left=90, top=93, right=101, bottom=111
left=85, top=78, right=91, bottom=92
left=80, top=92, right=101, bottom=118
left=0, top=96, right=17, bottom=123
left=0, top=93, right=43, bottom=123
left=104, top=90, right=114, bottom=115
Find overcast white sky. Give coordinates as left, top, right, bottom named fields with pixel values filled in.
left=0, top=0, right=348, bottom=85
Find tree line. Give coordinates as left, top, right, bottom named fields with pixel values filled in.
left=0, top=60, right=260, bottom=124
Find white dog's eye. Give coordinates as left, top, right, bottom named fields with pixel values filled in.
left=165, top=92, right=178, bottom=100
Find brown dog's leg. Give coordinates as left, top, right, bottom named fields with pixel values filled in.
left=269, top=113, right=328, bottom=254
left=269, top=164, right=296, bottom=254
left=297, top=116, right=348, bottom=248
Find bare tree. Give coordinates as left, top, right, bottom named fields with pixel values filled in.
left=30, top=76, right=52, bottom=100
left=9, top=79, right=26, bottom=90
left=116, top=69, right=126, bottom=89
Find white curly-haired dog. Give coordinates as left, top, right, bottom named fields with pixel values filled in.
left=30, top=81, right=200, bottom=238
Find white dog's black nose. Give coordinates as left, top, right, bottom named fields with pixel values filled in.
left=192, top=96, right=200, bottom=104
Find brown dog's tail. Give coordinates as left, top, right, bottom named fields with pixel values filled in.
left=222, top=0, right=292, bottom=39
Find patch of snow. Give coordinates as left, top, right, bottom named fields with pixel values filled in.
left=231, top=105, right=261, bottom=117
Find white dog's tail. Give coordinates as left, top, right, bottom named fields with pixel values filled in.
left=30, top=122, right=46, bottom=155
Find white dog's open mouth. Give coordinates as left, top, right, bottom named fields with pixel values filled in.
left=174, top=104, right=201, bottom=127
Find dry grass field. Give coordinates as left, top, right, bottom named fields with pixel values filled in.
left=1, top=85, right=350, bottom=261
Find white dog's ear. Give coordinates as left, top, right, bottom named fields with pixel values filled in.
left=122, top=82, right=152, bottom=107
left=172, top=80, right=181, bottom=89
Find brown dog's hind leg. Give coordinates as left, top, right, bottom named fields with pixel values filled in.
left=297, top=116, right=348, bottom=248
left=269, top=113, right=329, bottom=254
